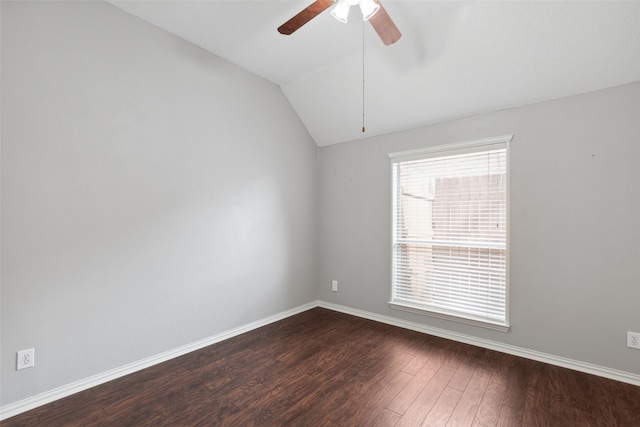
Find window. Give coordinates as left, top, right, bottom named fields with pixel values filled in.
left=389, top=135, right=512, bottom=331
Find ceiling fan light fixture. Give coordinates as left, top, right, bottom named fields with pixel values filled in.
left=331, top=0, right=350, bottom=23
left=278, top=0, right=401, bottom=46
left=359, top=0, right=380, bottom=21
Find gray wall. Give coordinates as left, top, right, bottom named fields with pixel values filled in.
left=318, top=82, right=640, bottom=375
left=1, top=1, right=317, bottom=405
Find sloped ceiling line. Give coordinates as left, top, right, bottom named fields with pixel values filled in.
left=108, top=1, right=640, bottom=147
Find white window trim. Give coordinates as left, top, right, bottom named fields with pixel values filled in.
left=388, top=134, right=513, bottom=332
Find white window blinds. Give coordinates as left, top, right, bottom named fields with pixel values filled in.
left=389, top=136, right=511, bottom=329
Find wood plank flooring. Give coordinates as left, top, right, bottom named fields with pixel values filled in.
left=3, top=308, right=640, bottom=426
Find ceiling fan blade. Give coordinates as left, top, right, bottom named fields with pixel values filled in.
left=278, top=0, right=335, bottom=35
left=368, top=1, right=401, bottom=46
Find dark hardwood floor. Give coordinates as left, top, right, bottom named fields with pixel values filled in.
left=4, top=308, right=640, bottom=426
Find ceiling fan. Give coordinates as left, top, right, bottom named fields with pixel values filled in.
left=278, top=0, right=401, bottom=46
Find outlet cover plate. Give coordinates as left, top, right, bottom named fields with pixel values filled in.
left=627, top=332, right=640, bottom=349
left=17, top=348, right=35, bottom=370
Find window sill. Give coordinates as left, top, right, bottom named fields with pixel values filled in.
left=388, top=301, right=511, bottom=332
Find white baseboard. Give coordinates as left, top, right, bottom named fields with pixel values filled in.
left=0, top=302, right=317, bottom=421
left=3, top=300, right=638, bottom=421
left=317, top=301, right=640, bottom=387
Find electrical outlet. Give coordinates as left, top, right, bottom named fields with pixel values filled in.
left=17, top=348, right=35, bottom=370
left=331, top=280, right=338, bottom=292
left=628, top=332, right=640, bottom=350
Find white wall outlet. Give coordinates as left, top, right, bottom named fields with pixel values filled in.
left=17, top=348, right=35, bottom=370
left=628, top=332, right=640, bottom=350
left=331, top=280, right=338, bottom=292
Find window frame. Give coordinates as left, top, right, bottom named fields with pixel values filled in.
left=388, top=134, right=513, bottom=332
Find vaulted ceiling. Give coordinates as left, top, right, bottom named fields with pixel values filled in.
left=108, top=1, right=640, bottom=147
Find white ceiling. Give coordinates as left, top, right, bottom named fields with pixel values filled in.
left=108, top=1, right=640, bottom=147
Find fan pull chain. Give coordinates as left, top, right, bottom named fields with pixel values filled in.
left=362, top=21, right=366, bottom=133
